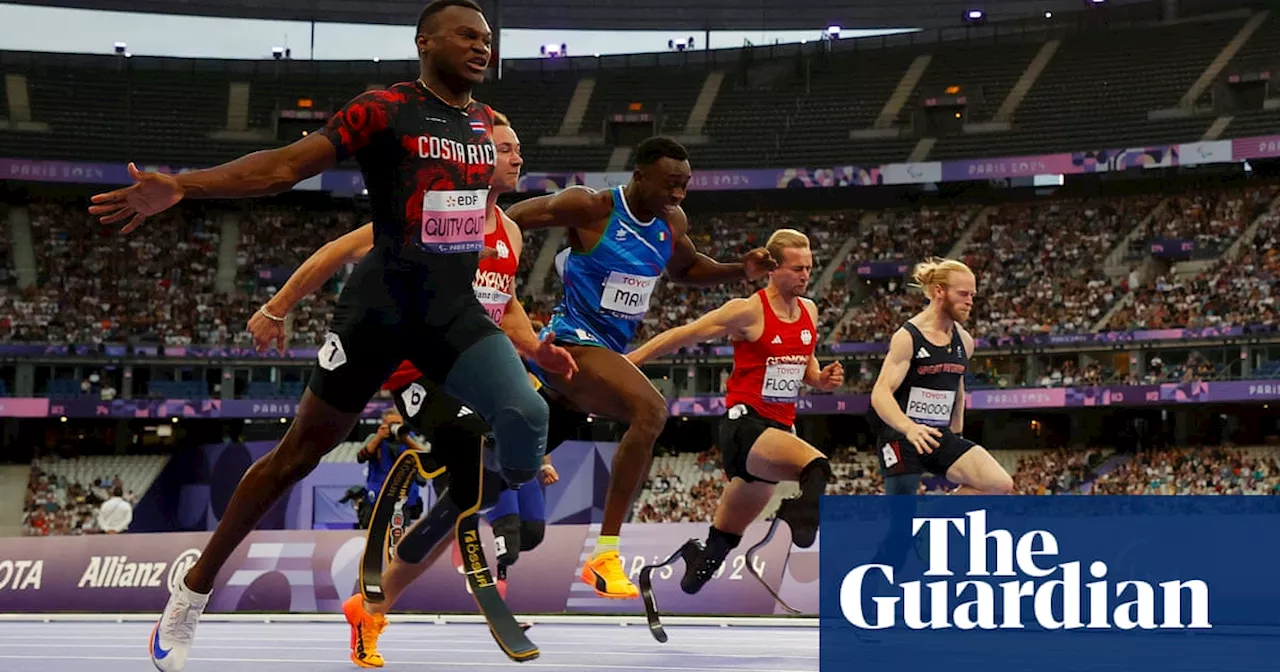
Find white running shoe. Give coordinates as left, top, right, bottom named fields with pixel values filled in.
left=149, top=577, right=209, bottom=672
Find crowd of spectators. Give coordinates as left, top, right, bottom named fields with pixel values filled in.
left=1012, top=446, right=1110, bottom=495
left=624, top=209, right=861, bottom=344
left=1110, top=203, right=1280, bottom=331
left=22, top=442, right=1280, bottom=533
left=23, top=466, right=139, bottom=536
left=2, top=204, right=553, bottom=346
left=1139, top=185, right=1278, bottom=257
left=631, top=447, right=728, bottom=523
left=627, top=443, right=1280, bottom=523
left=968, top=348, right=1225, bottom=390
left=1091, top=446, right=1280, bottom=495
left=830, top=197, right=1149, bottom=342
left=10, top=203, right=224, bottom=345
left=3, top=184, right=1276, bottom=348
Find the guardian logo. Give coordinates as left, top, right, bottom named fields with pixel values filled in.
left=840, top=510, right=1211, bottom=630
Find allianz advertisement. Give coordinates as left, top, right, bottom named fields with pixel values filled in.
left=819, top=496, right=1278, bottom=671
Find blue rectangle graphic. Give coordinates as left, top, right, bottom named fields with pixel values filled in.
left=819, top=496, right=1280, bottom=672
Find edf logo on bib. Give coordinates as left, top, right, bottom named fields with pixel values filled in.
left=447, top=193, right=480, bottom=208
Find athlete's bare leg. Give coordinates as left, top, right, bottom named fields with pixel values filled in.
left=945, top=446, right=1014, bottom=494
left=538, top=344, right=667, bottom=598
left=364, top=535, right=453, bottom=616
left=743, top=428, right=826, bottom=483
left=711, top=478, right=776, bottom=536
left=185, top=389, right=362, bottom=592
left=681, top=429, right=829, bottom=594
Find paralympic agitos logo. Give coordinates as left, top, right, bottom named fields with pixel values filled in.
left=839, top=510, right=1211, bottom=630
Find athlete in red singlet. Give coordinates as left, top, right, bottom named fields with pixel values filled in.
left=723, top=286, right=818, bottom=428
left=626, top=228, right=843, bottom=594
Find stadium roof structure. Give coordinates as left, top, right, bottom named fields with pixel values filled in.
left=7, top=0, right=1166, bottom=32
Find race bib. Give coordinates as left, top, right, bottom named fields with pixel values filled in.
left=905, top=387, right=955, bottom=427
left=761, top=361, right=806, bottom=401
left=420, top=189, right=487, bottom=253
left=473, top=285, right=512, bottom=324
left=600, top=271, right=657, bottom=320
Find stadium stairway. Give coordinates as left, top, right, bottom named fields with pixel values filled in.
left=810, top=234, right=859, bottom=299
left=1093, top=293, right=1136, bottom=333
left=1102, top=197, right=1171, bottom=280
left=944, top=205, right=997, bottom=259
left=993, top=40, right=1062, bottom=124
left=556, top=77, right=595, bottom=137
left=874, top=54, right=931, bottom=130
left=683, top=71, right=724, bottom=137
left=822, top=211, right=883, bottom=344
left=1176, top=10, right=1270, bottom=111
left=1224, top=188, right=1280, bottom=261
left=1172, top=187, right=1280, bottom=278
left=528, top=228, right=567, bottom=300
left=1077, top=453, right=1132, bottom=494
left=215, top=213, right=240, bottom=294
left=6, top=205, right=37, bottom=289
left=0, top=465, right=29, bottom=537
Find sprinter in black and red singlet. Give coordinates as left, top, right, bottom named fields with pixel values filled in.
left=627, top=229, right=844, bottom=592
left=870, top=257, right=1014, bottom=496
left=241, top=112, right=581, bottom=666
left=88, top=3, right=549, bottom=670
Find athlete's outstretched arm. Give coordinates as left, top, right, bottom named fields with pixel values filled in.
left=626, top=298, right=756, bottom=366
left=90, top=89, right=398, bottom=231
left=505, top=186, right=607, bottom=232
left=181, top=89, right=397, bottom=199
left=247, top=223, right=374, bottom=354
left=270, top=224, right=374, bottom=316
left=664, top=208, right=774, bottom=286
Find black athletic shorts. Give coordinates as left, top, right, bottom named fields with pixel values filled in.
left=876, top=427, right=975, bottom=478
left=719, top=403, right=792, bottom=484
left=390, top=375, right=587, bottom=495
left=308, top=257, right=502, bottom=414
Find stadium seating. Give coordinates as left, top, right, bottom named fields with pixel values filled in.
left=1218, top=12, right=1280, bottom=138
left=3, top=9, right=1279, bottom=169
left=931, top=16, right=1251, bottom=160
left=24, top=454, right=168, bottom=535
left=6, top=178, right=1276, bottom=351
left=1110, top=195, right=1280, bottom=331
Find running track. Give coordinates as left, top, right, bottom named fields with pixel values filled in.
left=0, top=620, right=819, bottom=672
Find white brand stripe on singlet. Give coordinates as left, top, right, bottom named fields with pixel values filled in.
left=617, top=186, right=655, bottom=226
left=613, top=219, right=662, bottom=258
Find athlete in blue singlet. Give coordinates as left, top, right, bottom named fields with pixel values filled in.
left=540, top=185, right=675, bottom=352
left=507, top=136, right=775, bottom=599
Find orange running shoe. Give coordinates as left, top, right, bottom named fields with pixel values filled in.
left=580, top=550, right=639, bottom=599
left=343, top=594, right=388, bottom=668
